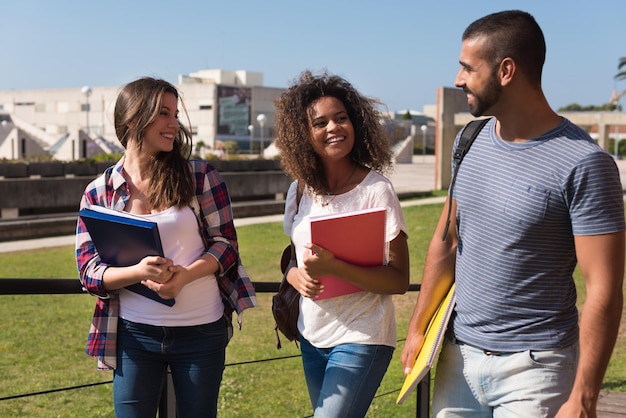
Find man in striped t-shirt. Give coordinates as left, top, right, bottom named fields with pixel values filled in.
left=401, top=10, right=625, bottom=417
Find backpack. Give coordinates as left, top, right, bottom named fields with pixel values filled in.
left=272, top=183, right=303, bottom=349
left=441, top=118, right=490, bottom=240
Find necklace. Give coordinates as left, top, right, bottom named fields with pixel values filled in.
left=321, top=164, right=359, bottom=207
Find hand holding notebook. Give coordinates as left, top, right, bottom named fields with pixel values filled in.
left=309, top=207, right=387, bottom=300
left=79, top=205, right=175, bottom=306
left=396, top=284, right=456, bottom=404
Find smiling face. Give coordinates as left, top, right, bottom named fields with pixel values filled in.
left=307, top=96, right=355, bottom=162
left=454, top=37, right=502, bottom=117
left=141, top=92, right=180, bottom=155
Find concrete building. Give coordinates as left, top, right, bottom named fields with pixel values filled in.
left=0, top=69, right=285, bottom=160
left=0, top=113, right=49, bottom=160
left=0, top=68, right=428, bottom=162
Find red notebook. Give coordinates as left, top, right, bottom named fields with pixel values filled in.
left=309, top=207, right=387, bottom=300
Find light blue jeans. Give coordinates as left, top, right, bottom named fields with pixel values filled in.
left=114, top=317, right=229, bottom=418
left=300, top=336, right=394, bottom=418
left=432, top=338, right=579, bottom=417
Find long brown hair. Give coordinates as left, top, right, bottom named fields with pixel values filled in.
left=114, top=77, right=194, bottom=209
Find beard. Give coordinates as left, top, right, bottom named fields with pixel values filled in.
left=466, top=74, right=502, bottom=117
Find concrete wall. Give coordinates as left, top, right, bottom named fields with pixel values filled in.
left=0, top=159, right=291, bottom=218
left=0, top=159, right=292, bottom=241
left=435, top=87, right=471, bottom=190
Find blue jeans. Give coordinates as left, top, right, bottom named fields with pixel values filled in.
left=299, top=336, right=394, bottom=418
left=432, top=338, right=578, bottom=417
left=114, top=317, right=229, bottom=418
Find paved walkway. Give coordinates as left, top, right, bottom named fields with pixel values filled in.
left=3, top=155, right=626, bottom=254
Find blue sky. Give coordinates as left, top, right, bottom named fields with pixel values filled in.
left=2, top=0, right=625, bottom=112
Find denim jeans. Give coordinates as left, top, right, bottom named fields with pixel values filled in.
left=299, top=336, right=394, bottom=418
left=432, top=338, right=578, bottom=417
left=114, top=317, right=229, bottom=418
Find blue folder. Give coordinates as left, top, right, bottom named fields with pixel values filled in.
left=79, top=207, right=175, bottom=306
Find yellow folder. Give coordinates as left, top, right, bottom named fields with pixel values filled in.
left=396, top=283, right=456, bottom=404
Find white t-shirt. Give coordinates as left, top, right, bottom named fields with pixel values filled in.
left=284, top=170, right=407, bottom=348
left=119, top=206, right=224, bottom=326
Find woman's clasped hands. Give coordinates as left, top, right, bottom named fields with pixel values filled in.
left=135, top=255, right=186, bottom=300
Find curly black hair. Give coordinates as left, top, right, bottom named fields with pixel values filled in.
left=274, top=70, right=393, bottom=196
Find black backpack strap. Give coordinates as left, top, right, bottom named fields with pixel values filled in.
left=441, top=118, right=490, bottom=240
left=453, top=118, right=490, bottom=166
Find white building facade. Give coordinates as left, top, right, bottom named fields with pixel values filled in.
left=0, top=69, right=284, bottom=160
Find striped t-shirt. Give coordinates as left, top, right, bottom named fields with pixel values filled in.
left=451, top=117, right=625, bottom=352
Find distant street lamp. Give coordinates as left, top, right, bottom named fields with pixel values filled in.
left=81, top=86, right=92, bottom=136
left=420, top=124, right=427, bottom=161
left=248, top=124, right=254, bottom=154
left=256, top=114, right=267, bottom=156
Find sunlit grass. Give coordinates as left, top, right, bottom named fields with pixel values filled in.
left=0, top=202, right=624, bottom=417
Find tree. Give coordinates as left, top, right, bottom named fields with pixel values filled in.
left=616, top=57, right=626, bottom=81
left=195, top=140, right=206, bottom=153
left=223, top=140, right=238, bottom=155
left=558, top=102, right=621, bottom=112
left=613, top=57, right=626, bottom=107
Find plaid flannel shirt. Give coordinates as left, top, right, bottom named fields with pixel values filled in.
left=75, top=157, right=257, bottom=370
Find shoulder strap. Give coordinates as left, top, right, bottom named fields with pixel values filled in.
left=441, top=118, right=490, bottom=240
left=452, top=118, right=490, bottom=165
left=287, top=182, right=304, bottom=261
left=295, top=182, right=303, bottom=210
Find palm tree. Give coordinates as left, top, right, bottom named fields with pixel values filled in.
left=616, top=57, right=626, bottom=81
left=612, top=58, right=626, bottom=108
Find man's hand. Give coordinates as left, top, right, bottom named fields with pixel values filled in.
left=401, top=332, right=426, bottom=375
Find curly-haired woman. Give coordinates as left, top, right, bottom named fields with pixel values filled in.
left=275, top=70, right=410, bottom=417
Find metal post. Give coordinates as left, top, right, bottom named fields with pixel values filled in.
left=81, top=86, right=92, bottom=136
left=415, top=371, right=430, bottom=417
left=420, top=124, right=428, bottom=163
left=256, top=114, right=266, bottom=156
left=248, top=124, right=254, bottom=154
left=158, top=368, right=176, bottom=418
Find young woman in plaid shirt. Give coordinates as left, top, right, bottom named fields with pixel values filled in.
left=76, top=77, right=256, bottom=417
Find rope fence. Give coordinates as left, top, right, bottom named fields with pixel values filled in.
left=0, top=279, right=428, bottom=417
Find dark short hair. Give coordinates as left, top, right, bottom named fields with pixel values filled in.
left=463, top=10, right=546, bottom=85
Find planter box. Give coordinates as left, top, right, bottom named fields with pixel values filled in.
left=64, top=161, right=98, bottom=177
left=28, top=162, right=65, bottom=177
left=210, top=159, right=281, bottom=172
left=0, top=163, right=28, bottom=178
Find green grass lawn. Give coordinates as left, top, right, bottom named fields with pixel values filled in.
left=0, top=203, right=624, bottom=417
